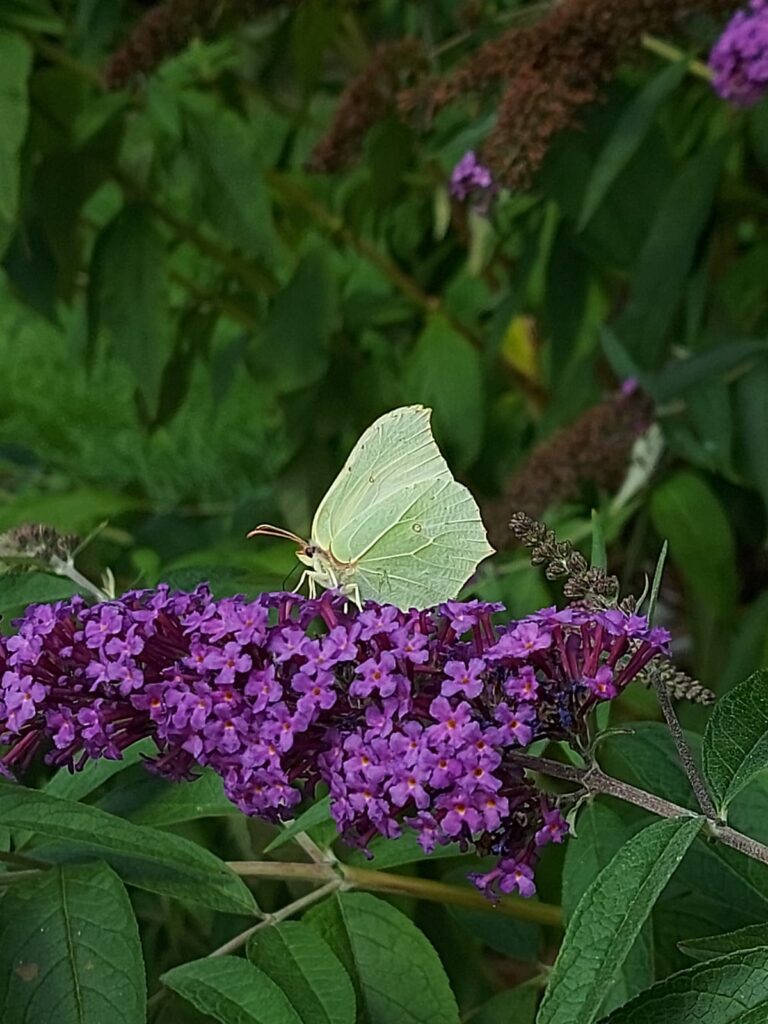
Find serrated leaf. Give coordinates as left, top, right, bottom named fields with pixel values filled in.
left=0, top=861, right=145, bottom=1023
left=703, top=669, right=768, bottom=816
left=536, top=816, right=702, bottom=1024
left=679, top=922, right=768, bottom=962
left=0, top=783, right=256, bottom=915
left=602, top=947, right=768, bottom=1023
left=248, top=920, right=356, bottom=1024
left=562, top=799, right=653, bottom=1015
left=163, top=956, right=302, bottom=1024
left=578, top=62, right=687, bottom=231
left=0, top=30, right=31, bottom=258
left=649, top=470, right=737, bottom=618
left=599, top=724, right=768, bottom=964
left=306, top=892, right=460, bottom=1024
left=88, top=204, right=171, bottom=416
left=404, top=314, right=484, bottom=470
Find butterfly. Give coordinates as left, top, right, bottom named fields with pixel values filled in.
left=248, top=405, right=494, bottom=610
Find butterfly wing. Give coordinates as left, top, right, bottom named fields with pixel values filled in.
left=311, top=406, right=494, bottom=608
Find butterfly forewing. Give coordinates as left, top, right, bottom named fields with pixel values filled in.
left=311, top=406, right=493, bottom=607
left=311, top=406, right=441, bottom=561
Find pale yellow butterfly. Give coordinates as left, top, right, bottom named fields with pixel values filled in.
left=248, top=405, right=494, bottom=610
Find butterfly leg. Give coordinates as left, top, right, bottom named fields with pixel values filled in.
left=295, top=569, right=316, bottom=599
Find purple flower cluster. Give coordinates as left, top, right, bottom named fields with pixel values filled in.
left=710, top=0, right=768, bottom=106
left=0, top=587, right=668, bottom=898
left=450, top=150, right=496, bottom=211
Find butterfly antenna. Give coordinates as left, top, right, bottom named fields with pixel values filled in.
left=247, top=524, right=307, bottom=547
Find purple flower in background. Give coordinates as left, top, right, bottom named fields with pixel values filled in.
left=710, top=0, right=768, bottom=106
left=450, top=150, right=495, bottom=210
left=0, top=583, right=668, bottom=901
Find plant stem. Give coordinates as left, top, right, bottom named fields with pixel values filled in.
left=147, top=878, right=341, bottom=1015
left=641, top=33, right=714, bottom=81
left=509, top=752, right=768, bottom=868
left=0, top=870, right=45, bottom=885
left=29, top=34, right=105, bottom=88
left=228, top=859, right=563, bottom=927
left=51, top=557, right=111, bottom=604
left=653, top=679, right=719, bottom=820
left=210, top=879, right=341, bottom=957
left=0, top=849, right=49, bottom=870
left=342, top=864, right=562, bottom=926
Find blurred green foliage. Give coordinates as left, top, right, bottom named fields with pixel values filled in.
left=2, top=2, right=768, bottom=1019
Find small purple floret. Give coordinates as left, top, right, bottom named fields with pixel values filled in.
left=450, top=150, right=495, bottom=209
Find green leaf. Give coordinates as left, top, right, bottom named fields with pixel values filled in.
left=184, top=100, right=276, bottom=258
left=614, top=140, right=728, bottom=366
left=45, top=739, right=157, bottom=803
left=649, top=470, right=737, bottom=617
left=347, top=830, right=462, bottom=870
left=0, top=490, right=141, bottom=535
left=404, top=314, right=484, bottom=470
left=163, top=956, right=302, bottom=1024
left=679, top=922, right=768, bottom=962
left=649, top=339, right=768, bottom=403
left=602, top=947, right=768, bottom=1023
left=562, top=799, right=653, bottom=1015
left=307, top=892, right=460, bottom=1024
left=599, top=724, right=768, bottom=950
left=88, top=204, right=171, bottom=416
left=0, top=861, right=145, bottom=1024
left=703, top=669, right=768, bottom=816
left=0, top=30, right=32, bottom=258
left=466, top=981, right=540, bottom=1024
left=578, top=62, right=687, bottom=231
left=260, top=251, right=337, bottom=394
left=264, top=796, right=333, bottom=854
left=0, top=573, right=82, bottom=614
left=248, top=921, right=356, bottom=1024
left=536, top=816, right=701, bottom=1024
left=0, top=0, right=63, bottom=33
left=736, top=359, right=768, bottom=521
left=590, top=509, right=607, bottom=570
left=96, top=768, right=238, bottom=826
left=0, top=783, right=256, bottom=915
left=645, top=541, right=668, bottom=624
